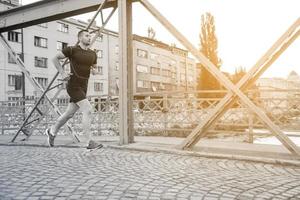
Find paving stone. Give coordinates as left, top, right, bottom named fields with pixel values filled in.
left=0, top=146, right=299, bottom=199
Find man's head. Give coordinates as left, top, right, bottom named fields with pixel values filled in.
left=77, top=30, right=91, bottom=46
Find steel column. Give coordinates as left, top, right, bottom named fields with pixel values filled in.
left=118, top=0, right=134, bottom=145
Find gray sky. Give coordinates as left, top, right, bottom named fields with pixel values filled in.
left=21, top=0, right=300, bottom=78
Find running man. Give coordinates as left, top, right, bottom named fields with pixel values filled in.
left=45, top=30, right=102, bottom=150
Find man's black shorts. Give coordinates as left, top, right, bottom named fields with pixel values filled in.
left=67, top=85, right=87, bottom=103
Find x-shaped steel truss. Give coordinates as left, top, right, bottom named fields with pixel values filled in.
left=139, top=0, right=300, bottom=156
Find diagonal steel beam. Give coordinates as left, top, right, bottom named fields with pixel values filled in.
left=139, top=0, right=300, bottom=155
left=90, top=7, right=117, bottom=45
left=118, top=0, right=134, bottom=145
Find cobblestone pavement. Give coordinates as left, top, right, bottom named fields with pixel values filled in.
left=0, top=146, right=300, bottom=200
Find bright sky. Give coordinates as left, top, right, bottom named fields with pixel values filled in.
left=22, top=0, right=300, bottom=78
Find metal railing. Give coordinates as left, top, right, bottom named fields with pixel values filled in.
left=1, top=89, right=300, bottom=140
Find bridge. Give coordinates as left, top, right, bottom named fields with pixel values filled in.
left=0, top=1, right=300, bottom=198
left=0, top=0, right=299, bottom=158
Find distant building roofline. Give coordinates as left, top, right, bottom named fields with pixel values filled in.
left=62, top=17, right=189, bottom=57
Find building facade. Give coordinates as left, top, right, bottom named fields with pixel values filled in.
left=0, top=1, right=196, bottom=103
left=257, top=71, right=300, bottom=99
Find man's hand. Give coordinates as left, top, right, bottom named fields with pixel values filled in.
left=91, top=64, right=97, bottom=75
left=61, top=72, right=72, bottom=81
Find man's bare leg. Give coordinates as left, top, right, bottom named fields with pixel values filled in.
left=76, top=99, right=93, bottom=145
left=46, top=102, right=79, bottom=147
left=50, top=102, right=79, bottom=136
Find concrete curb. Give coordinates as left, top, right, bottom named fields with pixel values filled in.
left=0, top=142, right=82, bottom=149
left=1, top=139, right=300, bottom=167
left=107, top=144, right=300, bottom=167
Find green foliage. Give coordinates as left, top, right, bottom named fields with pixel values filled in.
left=232, top=66, right=246, bottom=84
left=197, top=12, right=222, bottom=97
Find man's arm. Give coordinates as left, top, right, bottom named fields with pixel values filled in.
left=91, top=64, right=97, bottom=75
left=52, top=52, right=70, bottom=80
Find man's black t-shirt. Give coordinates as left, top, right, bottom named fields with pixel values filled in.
left=62, top=45, right=97, bottom=87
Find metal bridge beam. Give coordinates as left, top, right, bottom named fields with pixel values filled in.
left=0, top=0, right=120, bottom=32
left=118, top=0, right=134, bottom=145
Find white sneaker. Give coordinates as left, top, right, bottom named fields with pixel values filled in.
left=45, top=128, right=55, bottom=147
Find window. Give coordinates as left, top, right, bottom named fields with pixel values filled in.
left=180, top=73, right=186, bottom=82
left=94, top=82, right=103, bottom=92
left=7, top=74, right=22, bottom=90
left=38, top=23, right=48, bottom=28
left=170, top=59, right=177, bottom=66
left=57, top=98, right=69, bottom=105
left=150, top=67, right=160, bottom=75
left=8, top=53, right=21, bottom=64
left=25, top=96, right=35, bottom=100
left=8, top=31, right=22, bottom=43
left=165, top=84, right=172, bottom=90
left=115, top=45, right=119, bottom=55
left=34, top=36, right=47, bottom=48
left=137, top=80, right=150, bottom=88
left=35, top=77, right=48, bottom=89
left=159, top=83, right=165, bottom=90
left=115, top=61, right=119, bottom=71
left=179, top=61, right=185, bottom=68
left=57, top=41, right=68, bottom=50
left=8, top=96, right=19, bottom=101
left=57, top=22, right=69, bottom=33
left=136, top=64, right=148, bottom=73
left=8, top=97, right=22, bottom=107
left=97, top=50, right=103, bottom=58
left=137, top=49, right=148, bottom=58
left=137, top=80, right=143, bottom=88
left=94, top=66, right=103, bottom=74
left=188, top=63, right=194, bottom=70
left=34, top=56, right=47, bottom=68
left=172, top=72, right=176, bottom=79
left=171, top=65, right=177, bottom=72
left=8, top=75, right=16, bottom=86
left=188, top=75, right=194, bottom=83
left=162, top=69, right=171, bottom=77
left=97, top=66, right=103, bottom=74
left=150, top=52, right=159, bottom=60
left=151, top=81, right=160, bottom=91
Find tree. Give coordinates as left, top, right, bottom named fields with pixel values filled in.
left=231, top=66, right=260, bottom=107
left=232, top=66, right=246, bottom=84
left=197, top=13, right=222, bottom=98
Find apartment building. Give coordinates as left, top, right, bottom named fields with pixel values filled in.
left=256, top=71, right=300, bottom=108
